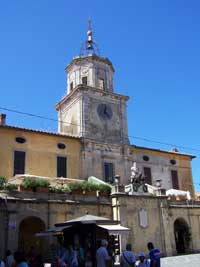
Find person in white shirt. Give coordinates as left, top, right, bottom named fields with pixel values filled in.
left=96, top=239, right=110, bottom=267
left=120, top=244, right=136, bottom=267
left=135, top=252, right=150, bottom=267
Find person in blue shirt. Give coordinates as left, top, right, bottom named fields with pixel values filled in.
left=147, top=243, right=160, bottom=267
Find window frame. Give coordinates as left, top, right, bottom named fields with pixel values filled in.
left=57, top=155, right=67, bottom=178
left=171, top=169, right=179, bottom=189
left=13, top=150, right=26, bottom=176
left=103, top=162, right=115, bottom=183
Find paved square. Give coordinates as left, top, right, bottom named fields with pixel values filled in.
left=161, top=254, right=200, bottom=267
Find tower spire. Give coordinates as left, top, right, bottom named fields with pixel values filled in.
left=80, top=20, right=100, bottom=56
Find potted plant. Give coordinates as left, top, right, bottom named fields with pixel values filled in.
left=21, top=178, right=49, bottom=193
left=98, top=184, right=111, bottom=196
left=21, top=178, right=38, bottom=192
left=4, top=183, right=18, bottom=191
left=36, top=179, right=50, bottom=193
left=68, top=182, right=82, bottom=194
left=81, top=181, right=99, bottom=195
left=49, top=185, right=63, bottom=193
left=62, top=184, right=71, bottom=193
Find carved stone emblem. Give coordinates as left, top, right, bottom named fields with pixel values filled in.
left=139, top=209, right=148, bottom=228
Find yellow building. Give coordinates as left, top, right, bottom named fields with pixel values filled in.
left=0, top=122, right=81, bottom=180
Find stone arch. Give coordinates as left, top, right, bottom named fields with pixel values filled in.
left=174, top=217, right=191, bottom=254
left=18, top=216, right=46, bottom=253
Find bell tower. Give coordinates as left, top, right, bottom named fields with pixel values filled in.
left=56, top=22, right=129, bottom=144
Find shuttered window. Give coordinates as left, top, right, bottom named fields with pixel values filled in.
left=14, top=151, right=25, bottom=175
left=143, top=167, right=152, bottom=185
left=57, top=156, right=67, bottom=178
left=171, top=170, right=179, bottom=189
left=104, top=162, right=114, bottom=183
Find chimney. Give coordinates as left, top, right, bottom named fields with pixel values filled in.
left=0, top=114, right=6, bottom=126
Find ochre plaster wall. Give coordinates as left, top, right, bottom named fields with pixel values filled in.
left=0, top=127, right=81, bottom=180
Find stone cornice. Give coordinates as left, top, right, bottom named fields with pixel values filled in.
left=65, top=55, right=115, bottom=73
left=55, top=85, right=129, bottom=110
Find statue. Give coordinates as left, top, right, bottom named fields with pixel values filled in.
left=130, top=162, right=147, bottom=192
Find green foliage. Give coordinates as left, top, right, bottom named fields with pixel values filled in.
left=0, top=176, right=6, bottom=187
left=67, top=181, right=111, bottom=195
left=62, top=184, right=71, bottom=193
left=80, top=181, right=99, bottom=192
left=22, top=178, right=49, bottom=190
left=98, top=184, right=111, bottom=194
left=49, top=184, right=71, bottom=193
left=49, top=185, right=63, bottom=193
left=4, top=183, right=18, bottom=191
left=37, top=179, right=49, bottom=188
left=67, top=182, right=82, bottom=192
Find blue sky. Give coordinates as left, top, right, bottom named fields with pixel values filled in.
left=1, top=0, right=200, bottom=191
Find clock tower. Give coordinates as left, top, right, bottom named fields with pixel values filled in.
left=56, top=24, right=129, bottom=145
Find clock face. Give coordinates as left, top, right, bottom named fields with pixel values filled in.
left=97, top=104, right=113, bottom=120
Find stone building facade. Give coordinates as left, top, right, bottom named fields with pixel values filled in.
left=112, top=192, right=200, bottom=256
left=0, top=26, right=199, bottom=258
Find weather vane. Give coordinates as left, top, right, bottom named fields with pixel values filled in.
left=80, top=20, right=100, bottom=56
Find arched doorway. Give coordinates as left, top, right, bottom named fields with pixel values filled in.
left=18, top=216, right=45, bottom=253
left=174, top=218, right=191, bottom=254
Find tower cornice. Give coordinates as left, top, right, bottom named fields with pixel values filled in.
left=55, top=85, right=129, bottom=111
left=66, top=54, right=115, bottom=73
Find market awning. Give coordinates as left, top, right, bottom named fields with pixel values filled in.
left=55, top=214, right=118, bottom=227
left=97, top=224, right=130, bottom=235
left=35, top=225, right=71, bottom=237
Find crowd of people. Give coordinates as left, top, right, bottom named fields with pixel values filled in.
left=0, top=247, right=41, bottom=267
left=96, top=240, right=160, bottom=267
left=0, top=240, right=160, bottom=267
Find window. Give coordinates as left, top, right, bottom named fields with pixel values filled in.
left=57, top=156, right=67, bottom=177
left=104, top=162, right=114, bottom=183
left=170, top=159, right=176, bottom=165
left=14, top=151, right=25, bottom=175
left=143, top=155, right=149, bottom=162
left=98, top=78, right=105, bottom=90
left=15, top=137, right=26, bottom=144
left=82, top=76, right=87, bottom=86
left=57, top=143, right=66, bottom=149
left=171, top=170, right=179, bottom=189
left=143, top=167, right=152, bottom=185
left=70, top=82, right=73, bottom=91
